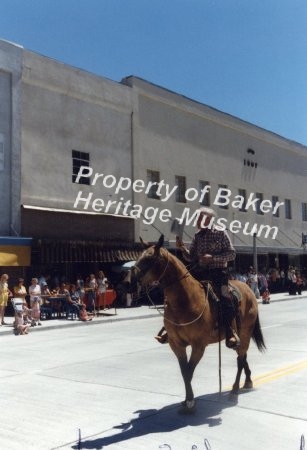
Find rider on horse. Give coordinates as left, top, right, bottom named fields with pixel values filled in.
left=155, top=206, right=240, bottom=349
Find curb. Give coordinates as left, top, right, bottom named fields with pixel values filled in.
left=0, top=311, right=160, bottom=337
left=1, top=294, right=306, bottom=337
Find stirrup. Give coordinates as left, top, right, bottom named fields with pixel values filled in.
left=154, top=333, right=168, bottom=344
left=226, top=330, right=240, bottom=349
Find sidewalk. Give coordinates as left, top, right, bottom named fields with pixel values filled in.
left=1, top=291, right=306, bottom=336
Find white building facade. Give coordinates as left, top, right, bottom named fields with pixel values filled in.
left=1, top=39, right=306, bottom=278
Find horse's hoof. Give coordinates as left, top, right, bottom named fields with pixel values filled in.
left=178, top=399, right=196, bottom=414
left=243, top=381, right=253, bottom=390
left=230, top=387, right=239, bottom=396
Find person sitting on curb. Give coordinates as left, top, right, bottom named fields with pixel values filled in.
left=14, top=311, right=30, bottom=335
left=79, top=304, right=94, bottom=321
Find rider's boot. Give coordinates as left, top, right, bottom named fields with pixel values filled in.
left=155, top=326, right=168, bottom=344
left=221, top=298, right=240, bottom=349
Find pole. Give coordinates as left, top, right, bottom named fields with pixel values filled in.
left=253, top=233, right=258, bottom=272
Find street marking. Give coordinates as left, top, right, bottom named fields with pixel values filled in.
left=224, top=360, right=307, bottom=391
left=252, top=360, right=307, bottom=387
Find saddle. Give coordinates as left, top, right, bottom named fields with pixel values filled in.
left=200, top=280, right=242, bottom=305
left=200, top=280, right=241, bottom=340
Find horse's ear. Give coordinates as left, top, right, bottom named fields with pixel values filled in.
left=139, top=236, right=151, bottom=249
left=156, top=234, right=164, bottom=249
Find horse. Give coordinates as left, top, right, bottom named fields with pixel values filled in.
left=134, top=235, right=266, bottom=413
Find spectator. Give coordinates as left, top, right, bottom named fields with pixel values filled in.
left=97, top=270, right=108, bottom=310
left=76, top=274, right=85, bottom=303
left=86, top=274, right=97, bottom=313
left=296, top=271, right=304, bottom=295
left=12, top=278, right=31, bottom=325
left=14, top=310, right=30, bottom=335
left=79, top=304, right=94, bottom=321
left=13, top=278, right=27, bottom=300
left=28, top=278, right=42, bottom=326
left=247, top=267, right=260, bottom=298
left=31, top=296, right=41, bottom=326
left=0, top=273, right=12, bottom=325
left=288, top=268, right=297, bottom=295
left=59, top=283, right=80, bottom=319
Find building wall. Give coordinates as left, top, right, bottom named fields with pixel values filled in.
left=0, top=40, right=23, bottom=235
left=123, top=76, right=307, bottom=255
left=1, top=40, right=307, bottom=267
left=20, top=50, right=133, bottom=215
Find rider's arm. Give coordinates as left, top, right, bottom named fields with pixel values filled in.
left=176, top=235, right=191, bottom=261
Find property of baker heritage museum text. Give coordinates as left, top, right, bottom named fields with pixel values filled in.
left=73, top=166, right=282, bottom=239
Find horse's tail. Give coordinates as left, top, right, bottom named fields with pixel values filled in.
left=252, top=314, right=266, bottom=352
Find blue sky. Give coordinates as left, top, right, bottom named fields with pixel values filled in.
left=1, top=0, right=306, bottom=145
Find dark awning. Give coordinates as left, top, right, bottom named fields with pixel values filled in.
left=35, top=239, right=143, bottom=264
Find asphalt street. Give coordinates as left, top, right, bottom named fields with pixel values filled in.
left=0, top=293, right=306, bottom=450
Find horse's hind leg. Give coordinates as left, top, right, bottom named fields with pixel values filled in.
left=242, top=355, right=253, bottom=390
left=232, top=354, right=252, bottom=393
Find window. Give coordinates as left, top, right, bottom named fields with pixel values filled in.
left=72, top=150, right=90, bottom=184
left=302, top=203, right=307, bottom=222
left=238, top=188, right=247, bottom=212
left=0, top=134, right=4, bottom=171
left=218, top=184, right=228, bottom=209
left=175, top=175, right=186, bottom=203
left=256, top=193, right=264, bottom=215
left=285, top=199, right=292, bottom=219
left=199, top=180, right=210, bottom=206
left=146, top=170, right=160, bottom=199
left=272, top=196, right=279, bottom=217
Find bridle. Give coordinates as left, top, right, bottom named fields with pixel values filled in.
left=137, top=247, right=208, bottom=327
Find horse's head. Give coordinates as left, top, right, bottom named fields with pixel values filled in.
left=133, top=235, right=168, bottom=286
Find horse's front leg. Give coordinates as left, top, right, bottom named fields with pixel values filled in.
left=170, top=342, right=205, bottom=413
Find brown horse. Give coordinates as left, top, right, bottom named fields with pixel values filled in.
left=134, top=235, right=266, bottom=413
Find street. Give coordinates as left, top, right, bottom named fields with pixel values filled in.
left=0, top=296, right=306, bottom=450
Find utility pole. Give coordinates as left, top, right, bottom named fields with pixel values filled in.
left=253, top=233, right=258, bottom=272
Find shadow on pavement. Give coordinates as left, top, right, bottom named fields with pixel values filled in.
left=72, top=390, right=253, bottom=449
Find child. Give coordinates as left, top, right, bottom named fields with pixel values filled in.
left=79, top=304, right=94, bottom=322
left=31, top=296, right=42, bottom=326
left=15, top=311, right=30, bottom=335
left=262, top=289, right=270, bottom=304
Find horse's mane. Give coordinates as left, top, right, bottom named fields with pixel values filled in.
left=160, top=247, right=193, bottom=278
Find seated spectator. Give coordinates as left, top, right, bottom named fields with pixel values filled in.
left=70, top=284, right=83, bottom=306
left=60, top=283, right=80, bottom=319
left=79, top=304, right=94, bottom=321
left=14, top=311, right=30, bottom=335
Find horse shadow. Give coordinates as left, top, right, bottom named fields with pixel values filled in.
left=72, top=389, right=251, bottom=449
